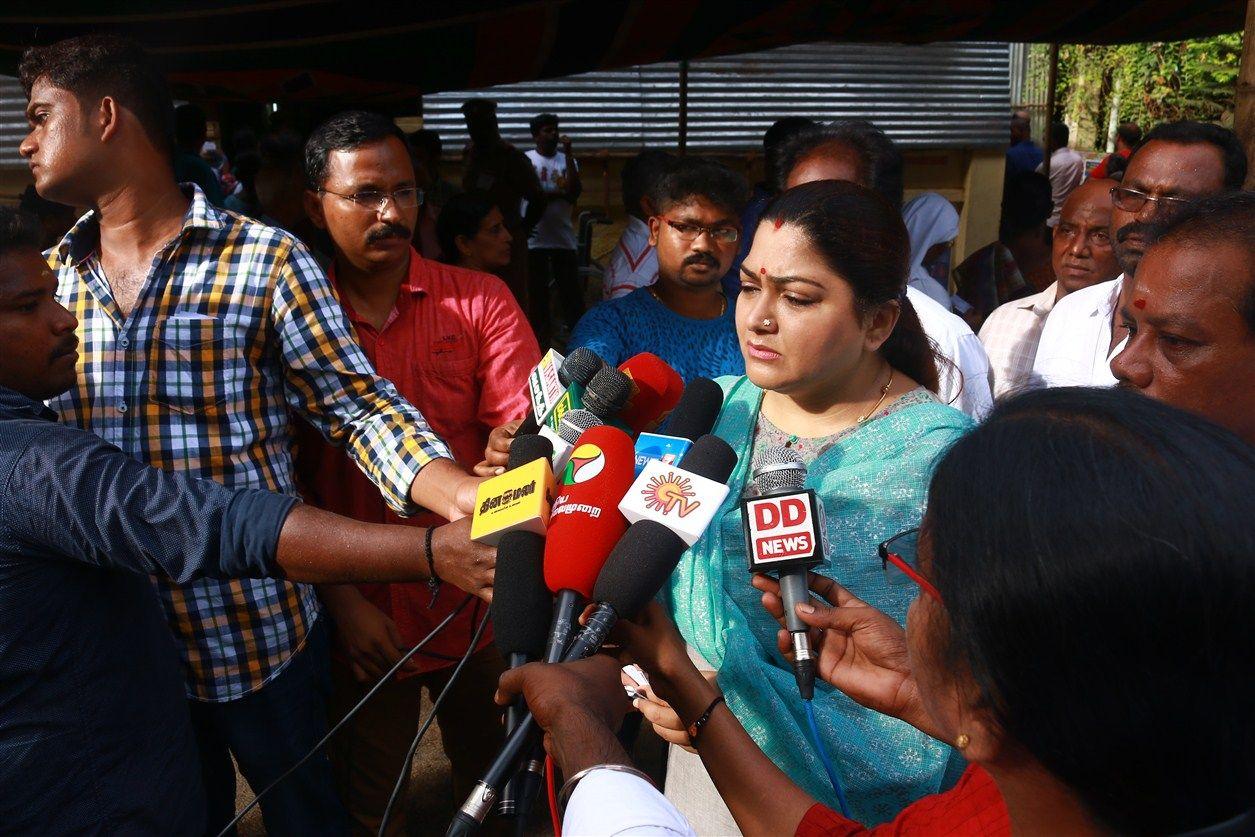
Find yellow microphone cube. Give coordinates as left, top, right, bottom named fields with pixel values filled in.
left=470, top=458, right=556, bottom=545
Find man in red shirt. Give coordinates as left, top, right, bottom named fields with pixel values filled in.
left=296, top=110, right=540, bottom=834
left=1089, top=121, right=1142, bottom=180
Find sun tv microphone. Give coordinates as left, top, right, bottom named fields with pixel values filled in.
left=634, top=377, right=724, bottom=475
left=539, top=408, right=601, bottom=473
left=470, top=434, right=556, bottom=545
left=742, top=446, right=828, bottom=700
left=569, top=434, right=737, bottom=659
left=617, top=353, right=685, bottom=434
left=448, top=434, right=738, bottom=836
left=542, top=424, right=635, bottom=662
left=517, top=347, right=605, bottom=436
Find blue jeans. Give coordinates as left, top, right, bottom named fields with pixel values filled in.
left=190, top=618, right=347, bottom=836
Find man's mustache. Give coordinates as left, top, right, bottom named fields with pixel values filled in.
left=367, top=223, right=412, bottom=243
left=682, top=252, right=718, bottom=269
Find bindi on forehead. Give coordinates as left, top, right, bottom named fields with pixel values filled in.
left=1133, top=298, right=1147, bottom=309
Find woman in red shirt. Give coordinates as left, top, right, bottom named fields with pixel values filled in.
left=500, top=386, right=1255, bottom=836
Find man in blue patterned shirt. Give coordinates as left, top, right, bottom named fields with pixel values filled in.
left=19, top=35, right=482, bottom=833
left=569, top=157, right=748, bottom=382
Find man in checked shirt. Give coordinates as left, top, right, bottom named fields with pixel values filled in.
left=19, top=35, right=486, bottom=834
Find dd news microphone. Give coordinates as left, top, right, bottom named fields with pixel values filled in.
left=616, top=352, right=684, bottom=435
left=483, top=436, right=554, bottom=818
left=634, top=377, right=724, bottom=475
left=742, top=446, right=828, bottom=700
left=469, top=434, right=556, bottom=545
left=517, top=347, right=605, bottom=436
left=447, top=435, right=738, bottom=837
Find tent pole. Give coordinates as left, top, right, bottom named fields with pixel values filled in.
left=1237, top=0, right=1255, bottom=189
left=678, top=59, right=689, bottom=156
left=1043, top=42, right=1059, bottom=177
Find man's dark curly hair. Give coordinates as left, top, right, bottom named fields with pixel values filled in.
left=19, top=34, right=174, bottom=154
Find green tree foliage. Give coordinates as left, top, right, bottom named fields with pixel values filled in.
left=1052, top=33, right=1242, bottom=150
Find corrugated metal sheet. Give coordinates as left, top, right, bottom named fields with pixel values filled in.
left=0, top=76, right=27, bottom=168
left=422, top=41, right=1009, bottom=151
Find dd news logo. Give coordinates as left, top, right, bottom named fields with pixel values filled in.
left=744, top=494, right=820, bottom=566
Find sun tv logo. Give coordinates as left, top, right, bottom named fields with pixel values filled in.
left=640, top=471, right=700, bottom=518
left=564, top=443, right=606, bottom=484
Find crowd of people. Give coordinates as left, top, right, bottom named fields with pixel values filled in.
left=1, top=31, right=1252, bottom=837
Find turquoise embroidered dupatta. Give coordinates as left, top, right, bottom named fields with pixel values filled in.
left=666, top=376, right=973, bottom=824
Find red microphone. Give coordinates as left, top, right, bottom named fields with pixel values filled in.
left=541, top=424, right=635, bottom=661
left=617, top=353, right=685, bottom=435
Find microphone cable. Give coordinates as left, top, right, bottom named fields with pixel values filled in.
left=801, top=699, right=850, bottom=817
left=378, top=602, right=491, bottom=836
left=216, top=594, right=475, bottom=837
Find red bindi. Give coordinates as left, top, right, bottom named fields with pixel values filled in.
left=773, top=217, right=784, bottom=230
left=760, top=267, right=767, bottom=275
left=1133, top=298, right=1147, bottom=309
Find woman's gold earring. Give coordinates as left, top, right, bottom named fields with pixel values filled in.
left=955, top=734, right=970, bottom=750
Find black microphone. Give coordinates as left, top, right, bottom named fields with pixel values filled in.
left=445, top=436, right=737, bottom=837
left=517, top=348, right=606, bottom=436
left=742, top=446, right=828, bottom=700
left=487, top=435, right=554, bottom=819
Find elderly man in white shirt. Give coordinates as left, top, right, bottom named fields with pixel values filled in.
left=603, top=150, right=674, bottom=299
left=981, top=178, right=1120, bottom=397
left=1032, top=120, right=1243, bottom=388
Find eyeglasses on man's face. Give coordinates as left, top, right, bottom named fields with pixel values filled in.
left=878, top=527, right=942, bottom=602
left=1109, top=186, right=1195, bottom=214
left=663, top=217, right=739, bottom=244
left=320, top=186, right=423, bottom=212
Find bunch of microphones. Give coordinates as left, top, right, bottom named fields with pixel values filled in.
left=454, top=348, right=736, bottom=835
left=455, top=348, right=838, bottom=834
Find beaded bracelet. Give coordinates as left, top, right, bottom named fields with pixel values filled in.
left=686, top=694, right=726, bottom=744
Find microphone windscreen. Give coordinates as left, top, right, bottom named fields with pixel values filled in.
left=491, top=531, right=551, bottom=660
left=507, top=433, right=554, bottom=470
left=559, top=347, right=606, bottom=388
left=558, top=409, right=602, bottom=444
left=617, top=353, right=685, bottom=434
left=582, top=367, right=632, bottom=417
left=544, top=425, right=636, bottom=597
left=679, top=434, right=738, bottom=483
left=752, top=445, right=806, bottom=494
left=592, top=520, right=688, bottom=619
left=660, top=378, right=724, bottom=442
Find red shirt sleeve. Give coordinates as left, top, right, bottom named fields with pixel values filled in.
left=474, top=278, right=542, bottom=428
left=794, top=765, right=1010, bottom=836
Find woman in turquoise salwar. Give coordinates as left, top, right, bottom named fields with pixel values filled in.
left=648, top=180, right=974, bottom=830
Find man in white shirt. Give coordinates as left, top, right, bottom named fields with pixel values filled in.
left=1037, top=121, right=1086, bottom=228
left=526, top=112, right=583, bottom=346
left=1033, top=120, right=1246, bottom=388
left=778, top=120, right=994, bottom=417
left=603, top=149, right=675, bottom=300
left=980, top=177, right=1120, bottom=397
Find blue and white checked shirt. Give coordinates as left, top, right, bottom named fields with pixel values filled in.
left=47, top=185, right=453, bottom=701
